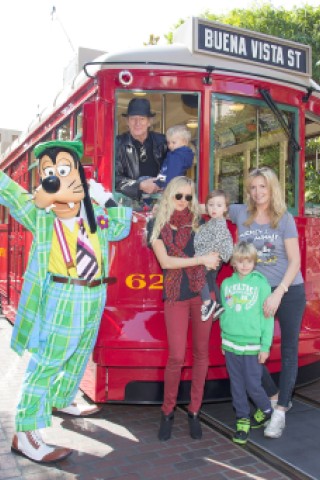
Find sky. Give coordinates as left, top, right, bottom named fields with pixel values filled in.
left=1, top=0, right=319, bottom=132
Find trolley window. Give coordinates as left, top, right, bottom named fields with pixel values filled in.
left=56, top=119, right=71, bottom=141
left=305, top=112, right=320, bottom=216
left=211, top=95, right=298, bottom=209
left=0, top=205, right=8, bottom=224
left=74, top=108, right=83, bottom=140
left=115, top=91, right=199, bottom=206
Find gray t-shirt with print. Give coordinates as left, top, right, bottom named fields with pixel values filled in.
left=229, top=204, right=304, bottom=287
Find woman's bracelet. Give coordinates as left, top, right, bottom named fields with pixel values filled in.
left=279, top=282, right=288, bottom=293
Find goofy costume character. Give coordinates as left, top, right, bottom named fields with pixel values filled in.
left=0, top=140, right=132, bottom=463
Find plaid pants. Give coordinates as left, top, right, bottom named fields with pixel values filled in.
left=15, top=275, right=106, bottom=431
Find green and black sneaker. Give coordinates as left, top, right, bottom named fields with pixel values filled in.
left=251, top=408, right=272, bottom=429
left=233, top=418, right=250, bottom=445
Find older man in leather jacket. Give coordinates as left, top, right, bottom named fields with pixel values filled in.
left=115, top=98, right=167, bottom=200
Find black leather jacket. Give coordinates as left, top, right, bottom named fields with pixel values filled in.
left=115, top=131, right=167, bottom=199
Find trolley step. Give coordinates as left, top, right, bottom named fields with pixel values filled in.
left=201, top=399, right=320, bottom=480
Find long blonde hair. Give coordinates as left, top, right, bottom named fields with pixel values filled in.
left=244, top=167, right=287, bottom=229
left=150, top=176, right=201, bottom=243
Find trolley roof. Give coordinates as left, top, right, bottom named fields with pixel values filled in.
left=1, top=17, right=320, bottom=161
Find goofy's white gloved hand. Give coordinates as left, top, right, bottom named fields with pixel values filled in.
left=88, top=179, right=118, bottom=208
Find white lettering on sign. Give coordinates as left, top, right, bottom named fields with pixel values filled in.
left=205, top=30, right=247, bottom=56
left=288, top=49, right=302, bottom=68
left=200, top=22, right=309, bottom=74
left=251, top=40, right=284, bottom=65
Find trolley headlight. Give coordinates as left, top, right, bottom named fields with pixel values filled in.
left=118, top=70, right=133, bottom=86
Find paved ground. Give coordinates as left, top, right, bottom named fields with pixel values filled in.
left=0, top=316, right=290, bottom=480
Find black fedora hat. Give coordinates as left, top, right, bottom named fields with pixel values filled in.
left=122, top=98, right=156, bottom=117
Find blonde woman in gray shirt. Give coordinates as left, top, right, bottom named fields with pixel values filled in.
left=194, top=190, right=234, bottom=321
left=229, top=167, right=306, bottom=439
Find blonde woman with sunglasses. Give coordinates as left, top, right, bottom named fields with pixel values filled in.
left=228, top=167, right=306, bottom=439
left=150, top=176, right=220, bottom=442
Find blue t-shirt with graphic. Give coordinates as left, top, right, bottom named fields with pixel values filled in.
left=229, top=204, right=304, bottom=287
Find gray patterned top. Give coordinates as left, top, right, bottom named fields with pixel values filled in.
left=194, top=218, right=233, bottom=262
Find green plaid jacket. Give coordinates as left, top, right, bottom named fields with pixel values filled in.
left=0, top=170, right=132, bottom=355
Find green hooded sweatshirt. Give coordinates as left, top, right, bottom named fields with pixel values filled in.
left=220, top=271, right=274, bottom=355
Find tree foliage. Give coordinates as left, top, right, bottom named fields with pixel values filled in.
left=166, top=2, right=320, bottom=83
left=144, top=34, right=160, bottom=46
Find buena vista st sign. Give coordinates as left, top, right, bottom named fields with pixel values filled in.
left=194, top=19, right=311, bottom=76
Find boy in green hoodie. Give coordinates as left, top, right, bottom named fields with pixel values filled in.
left=220, top=241, right=274, bottom=445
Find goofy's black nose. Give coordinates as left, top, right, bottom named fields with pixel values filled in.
left=41, top=176, right=60, bottom=194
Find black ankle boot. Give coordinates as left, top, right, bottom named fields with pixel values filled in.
left=188, top=411, right=202, bottom=439
left=158, top=412, right=174, bottom=441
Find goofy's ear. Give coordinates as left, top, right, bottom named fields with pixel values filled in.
left=78, top=163, right=97, bottom=234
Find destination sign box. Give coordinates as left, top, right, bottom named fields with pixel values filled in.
left=194, top=18, right=311, bottom=76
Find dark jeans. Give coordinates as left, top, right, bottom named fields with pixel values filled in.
left=200, top=269, right=221, bottom=305
left=262, top=283, right=306, bottom=408
left=225, top=351, right=271, bottom=419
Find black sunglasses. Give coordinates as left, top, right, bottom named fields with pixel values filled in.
left=175, top=193, right=193, bottom=201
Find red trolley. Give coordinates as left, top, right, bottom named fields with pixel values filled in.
left=1, top=18, right=320, bottom=403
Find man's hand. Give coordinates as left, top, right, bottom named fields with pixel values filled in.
left=139, top=178, right=161, bottom=195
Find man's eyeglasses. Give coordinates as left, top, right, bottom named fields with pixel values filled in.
left=175, top=193, right=193, bottom=202
left=139, top=146, right=147, bottom=163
